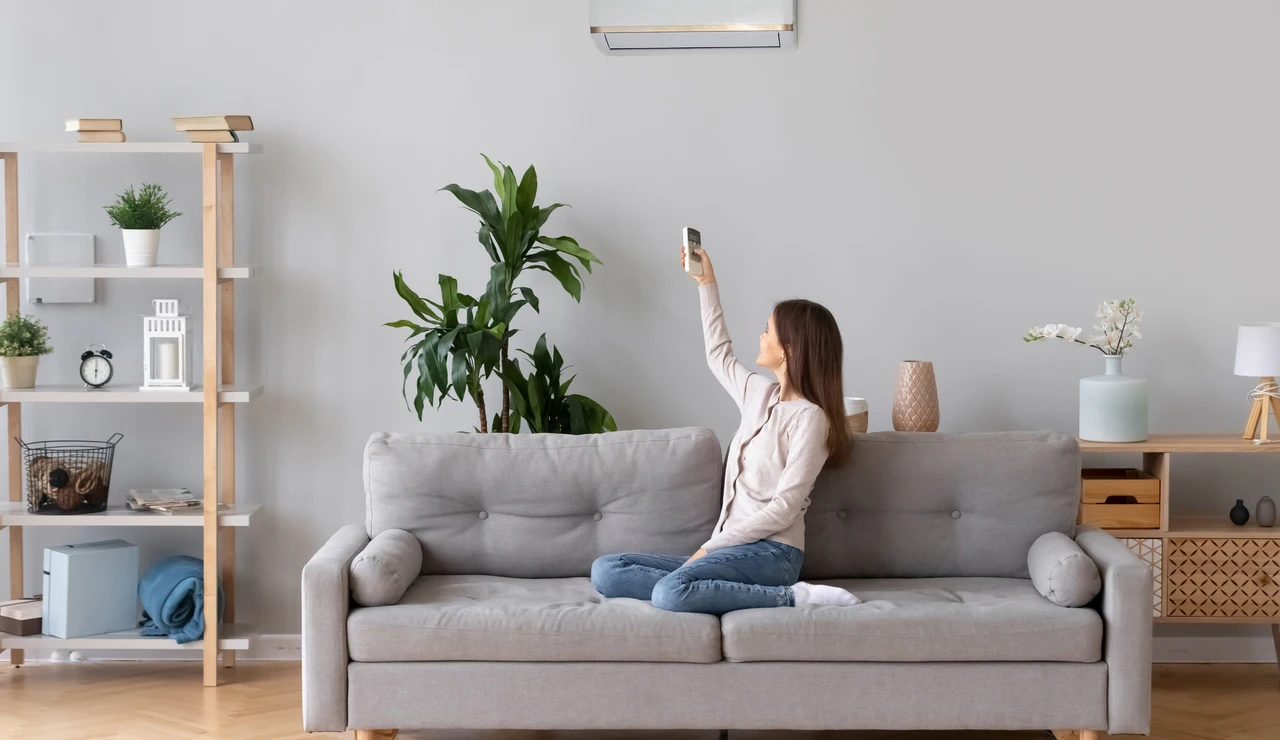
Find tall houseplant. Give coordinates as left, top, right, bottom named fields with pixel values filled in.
left=0, top=313, right=53, bottom=389
left=389, top=155, right=611, bottom=433
left=104, top=183, right=181, bottom=267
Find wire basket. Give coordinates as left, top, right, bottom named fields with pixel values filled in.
left=19, top=433, right=123, bottom=514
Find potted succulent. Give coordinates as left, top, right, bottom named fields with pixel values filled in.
left=104, top=183, right=182, bottom=267
left=0, top=313, right=53, bottom=389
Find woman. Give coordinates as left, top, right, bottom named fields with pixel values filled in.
left=590, top=244, right=860, bottom=614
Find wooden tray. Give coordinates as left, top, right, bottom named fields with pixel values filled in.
left=1082, top=468, right=1161, bottom=504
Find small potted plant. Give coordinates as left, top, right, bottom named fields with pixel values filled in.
left=0, top=313, right=53, bottom=389
left=104, top=183, right=182, bottom=267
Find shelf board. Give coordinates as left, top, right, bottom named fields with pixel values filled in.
left=0, top=264, right=258, bottom=279
left=1078, top=434, right=1280, bottom=454
left=0, top=502, right=257, bottom=528
left=0, top=384, right=261, bottom=403
left=0, top=623, right=255, bottom=651
left=0, top=142, right=260, bottom=154
left=1099, top=516, right=1280, bottom=539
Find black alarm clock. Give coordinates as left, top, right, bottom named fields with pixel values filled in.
left=79, top=344, right=114, bottom=389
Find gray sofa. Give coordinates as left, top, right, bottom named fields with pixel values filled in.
left=303, top=428, right=1152, bottom=737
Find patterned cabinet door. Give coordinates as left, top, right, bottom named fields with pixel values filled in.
left=1122, top=538, right=1163, bottom=617
left=1167, top=539, right=1280, bottom=619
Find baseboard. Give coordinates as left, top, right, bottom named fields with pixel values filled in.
left=7, top=634, right=1273, bottom=664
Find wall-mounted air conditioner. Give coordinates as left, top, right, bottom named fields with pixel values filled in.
left=589, top=0, right=797, bottom=54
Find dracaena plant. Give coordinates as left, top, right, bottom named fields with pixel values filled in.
left=500, top=334, right=616, bottom=434
left=388, top=155, right=609, bottom=433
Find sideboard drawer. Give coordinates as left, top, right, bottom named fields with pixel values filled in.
left=1166, top=539, right=1280, bottom=618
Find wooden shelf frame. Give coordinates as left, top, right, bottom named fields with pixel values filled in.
left=1079, top=434, right=1280, bottom=671
left=1, top=143, right=256, bottom=686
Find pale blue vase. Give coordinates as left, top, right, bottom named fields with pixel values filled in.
left=1079, top=355, right=1148, bottom=442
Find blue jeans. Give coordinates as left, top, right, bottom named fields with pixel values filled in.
left=591, top=540, right=804, bottom=615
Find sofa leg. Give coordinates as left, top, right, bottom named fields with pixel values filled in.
left=354, top=731, right=398, bottom=740
left=719, top=731, right=729, bottom=740
left=1051, top=732, right=1098, bottom=740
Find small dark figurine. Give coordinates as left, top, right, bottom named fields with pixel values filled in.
left=1229, top=499, right=1250, bottom=526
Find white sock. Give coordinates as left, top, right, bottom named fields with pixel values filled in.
left=791, top=582, right=861, bottom=606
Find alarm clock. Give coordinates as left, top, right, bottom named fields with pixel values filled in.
left=79, top=344, right=114, bottom=389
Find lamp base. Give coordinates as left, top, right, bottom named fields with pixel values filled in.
left=1243, top=376, right=1279, bottom=442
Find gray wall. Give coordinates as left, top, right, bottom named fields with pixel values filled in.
left=1, top=1, right=1277, bottom=648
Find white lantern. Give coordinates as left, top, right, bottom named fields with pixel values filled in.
left=141, top=299, right=189, bottom=391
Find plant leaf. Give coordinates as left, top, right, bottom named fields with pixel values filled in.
left=526, top=203, right=566, bottom=234
left=450, top=351, right=468, bottom=403
left=438, top=274, right=459, bottom=312
left=440, top=184, right=502, bottom=232
left=526, top=252, right=582, bottom=302
left=392, top=271, right=441, bottom=323
left=500, top=163, right=519, bottom=223
left=481, top=153, right=504, bottom=197
left=518, top=286, right=540, bottom=313
left=536, top=235, right=601, bottom=273
left=517, top=164, right=537, bottom=216
left=478, top=225, right=500, bottom=263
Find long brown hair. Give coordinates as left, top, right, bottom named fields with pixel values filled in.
left=772, top=298, right=849, bottom=468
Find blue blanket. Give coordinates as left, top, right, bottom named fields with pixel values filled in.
left=138, top=555, right=223, bottom=644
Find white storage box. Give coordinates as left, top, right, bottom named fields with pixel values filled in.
left=42, top=540, right=139, bottom=638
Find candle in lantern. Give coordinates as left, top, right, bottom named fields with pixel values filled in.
left=157, top=339, right=179, bottom=380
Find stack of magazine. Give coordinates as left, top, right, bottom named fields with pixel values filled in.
left=127, top=489, right=225, bottom=515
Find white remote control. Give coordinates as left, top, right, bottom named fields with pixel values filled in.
left=683, top=227, right=703, bottom=277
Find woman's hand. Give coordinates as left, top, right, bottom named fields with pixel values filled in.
left=679, top=244, right=716, bottom=286
left=683, top=548, right=708, bottom=566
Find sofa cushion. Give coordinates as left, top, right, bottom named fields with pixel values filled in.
left=1028, top=532, right=1102, bottom=607
left=362, top=428, right=723, bottom=578
left=347, top=575, right=721, bottom=663
left=802, top=431, right=1081, bottom=579
left=720, top=577, right=1102, bottom=663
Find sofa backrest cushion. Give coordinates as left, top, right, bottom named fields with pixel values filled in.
left=363, top=427, right=723, bottom=578
left=800, top=431, right=1080, bottom=580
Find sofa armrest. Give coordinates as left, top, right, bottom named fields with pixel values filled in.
left=302, top=524, right=370, bottom=732
left=1075, top=525, right=1152, bottom=735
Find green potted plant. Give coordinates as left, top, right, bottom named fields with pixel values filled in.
left=104, top=182, right=182, bottom=267
left=0, top=313, right=53, bottom=389
left=388, top=155, right=611, bottom=433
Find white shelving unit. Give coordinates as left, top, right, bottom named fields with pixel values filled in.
left=0, top=141, right=259, bottom=685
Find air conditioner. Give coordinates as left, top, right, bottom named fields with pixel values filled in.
left=589, top=0, right=797, bottom=53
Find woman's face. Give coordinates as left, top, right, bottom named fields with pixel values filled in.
left=757, top=313, right=786, bottom=371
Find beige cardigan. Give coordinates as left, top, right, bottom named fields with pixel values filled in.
left=698, top=282, right=830, bottom=553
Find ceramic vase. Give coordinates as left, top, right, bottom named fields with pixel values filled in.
left=1079, top=355, right=1147, bottom=443
left=1256, top=496, right=1276, bottom=528
left=892, top=361, right=940, bottom=432
left=122, top=229, right=161, bottom=267
left=1229, top=499, right=1250, bottom=526
left=0, top=355, right=39, bottom=389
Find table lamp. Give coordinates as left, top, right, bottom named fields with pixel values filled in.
left=1234, top=322, right=1280, bottom=442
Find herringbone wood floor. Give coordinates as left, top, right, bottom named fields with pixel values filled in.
left=1, top=662, right=1277, bottom=739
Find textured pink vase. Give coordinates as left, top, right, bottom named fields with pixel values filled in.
left=892, top=360, right=940, bottom=432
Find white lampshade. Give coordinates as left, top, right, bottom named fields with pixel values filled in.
left=1234, top=323, right=1280, bottom=377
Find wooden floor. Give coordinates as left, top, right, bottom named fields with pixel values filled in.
left=1, top=662, right=1277, bottom=739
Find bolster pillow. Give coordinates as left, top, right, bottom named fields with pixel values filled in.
left=1028, top=531, right=1102, bottom=607
left=349, top=529, right=423, bottom=607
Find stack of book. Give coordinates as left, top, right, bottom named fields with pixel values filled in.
left=66, top=118, right=125, bottom=142
left=173, top=115, right=254, bottom=143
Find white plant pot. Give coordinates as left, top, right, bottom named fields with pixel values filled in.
left=122, top=229, right=161, bottom=267
left=1, top=355, right=40, bottom=389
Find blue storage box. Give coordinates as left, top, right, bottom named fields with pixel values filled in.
left=42, top=539, right=139, bottom=638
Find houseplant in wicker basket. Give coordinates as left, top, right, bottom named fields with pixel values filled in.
left=0, top=312, right=53, bottom=389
